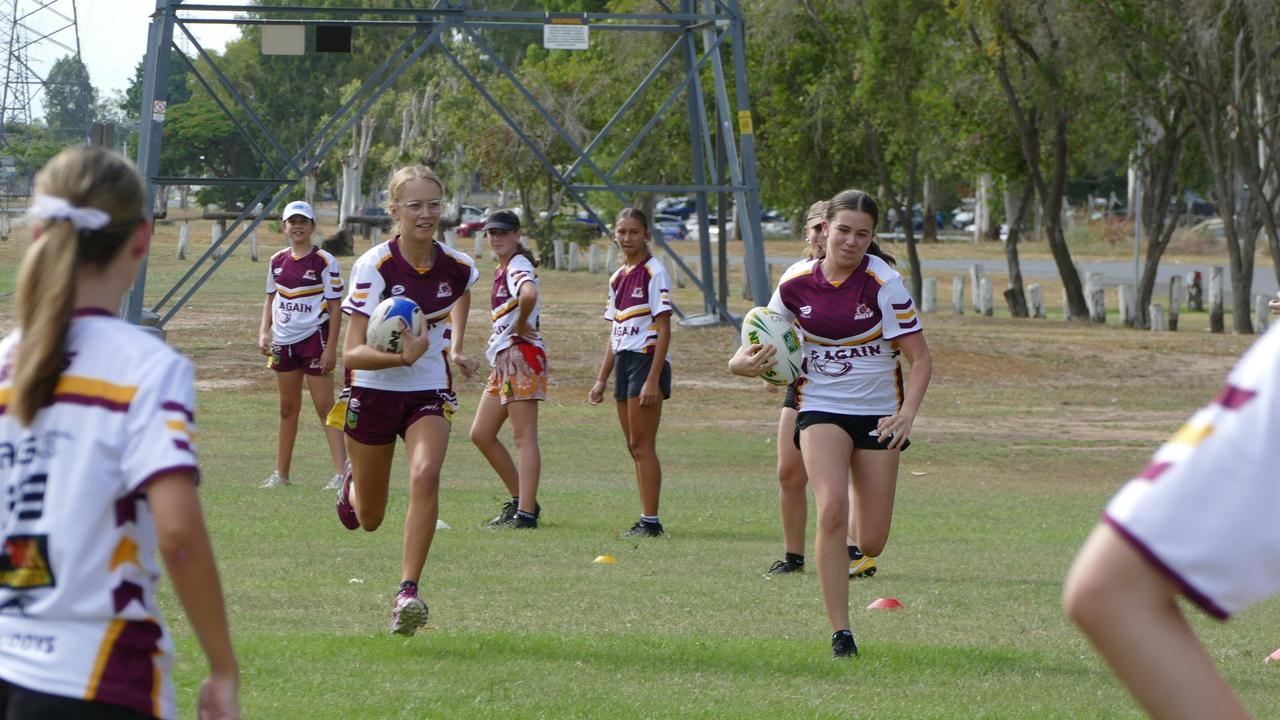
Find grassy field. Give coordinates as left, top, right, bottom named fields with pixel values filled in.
left=2, top=215, right=1279, bottom=718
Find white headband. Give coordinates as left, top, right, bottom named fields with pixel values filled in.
left=29, top=194, right=112, bottom=231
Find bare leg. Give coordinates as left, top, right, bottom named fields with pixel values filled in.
left=305, top=372, right=346, bottom=475
left=848, top=449, right=899, bottom=557
left=345, top=436, right=394, bottom=531
left=625, top=397, right=663, bottom=516
left=800, top=424, right=855, bottom=633
left=776, top=407, right=808, bottom=556
left=506, top=399, right=541, bottom=514
left=1064, top=524, right=1251, bottom=720
left=469, top=393, right=518, bottom=497
left=273, top=369, right=305, bottom=478
left=401, top=415, right=450, bottom=585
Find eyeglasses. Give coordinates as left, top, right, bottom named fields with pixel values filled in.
left=395, top=199, right=444, bottom=215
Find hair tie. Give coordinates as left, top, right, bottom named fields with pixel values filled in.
left=29, top=194, right=111, bottom=231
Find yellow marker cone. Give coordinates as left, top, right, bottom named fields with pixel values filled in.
left=593, top=554, right=617, bottom=564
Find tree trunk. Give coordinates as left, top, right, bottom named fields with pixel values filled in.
left=339, top=116, right=376, bottom=228
left=922, top=170, right=938, bottom=243
left=1003, top=179, right=1034, bottom=318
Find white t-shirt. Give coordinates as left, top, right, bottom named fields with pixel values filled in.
left=0, top=311, right=199, bottom=719
left=342, top=237, right=479, bottom=392
left=1105, top=324, right=1280, bottom=619
left=485, top=254, right=544, bottom=366
left=768, top=255, right=921, bottom=415
left=604, top=255, right=673, bottom=355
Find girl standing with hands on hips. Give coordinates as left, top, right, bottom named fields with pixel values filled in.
left=258, top=200, right=347, bottom=490
left=336, top=165, right=479, bottom=636
left=469, top=210, right=547, bottom=529
left=588, top=208, right=673, bottom=538
left=0, top=146, right=238, bottom=718
left=731, top=189, right=931, bottom=657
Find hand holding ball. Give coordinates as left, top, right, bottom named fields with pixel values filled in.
left=366, top=297, right=424, bottom=355
left=738, top=307, right=803, bottom=386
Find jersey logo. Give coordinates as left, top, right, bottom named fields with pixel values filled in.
left=799, top=305, right=812, bottom=318
left=391, top=284, right=405, bottom=296
left=437, top=282, right=453, bottom=299
left=303, top=269, right=317, bottom=281
left=631, top=287, right=644, bottom=298
left=497, top=286, right=508, bottom=299
left=0, top=534, right=54, bottom=590
left=854, top=303, right=874, bottom=320
left=273, top=267, right=283, bottom=275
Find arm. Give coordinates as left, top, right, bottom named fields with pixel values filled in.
left=341, top=311, right=428, bottom=371
left=146, top=472, right=239, bottom=720
left=1269, top=291, right=1280, bottom=316
left=513, top=281, right=538, bottom=340
left=258, top=294, right=274, bottom=356
left=637, top=313, right=671, bottom=407
left=1064, top=524, right=1251, bottom=720
left=321, top=299, right=341, bottom=374
left=588, top=343, right=616, bottom=406
left=876, top=331, right=931, bottom=450
left=449, top=288, right=478, bottom=379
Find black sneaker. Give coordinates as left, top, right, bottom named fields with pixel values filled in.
left=765, top=558, right=804, bottom=576
left=513, top=514, right=538, bottom=529
left=622, top=520, right=664, bottom=537
left=487, top=500, right=517, bottom=528
left=831, top=630, right=858, bottom=658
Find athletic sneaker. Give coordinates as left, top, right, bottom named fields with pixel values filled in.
left=848, top=555, right=877, bottom=579
left=335, top=470, right=359, bottom=530
left=389, top=585, right=429, bottom=636
left=513, top=514, right=538, bottom=529
left=323, top=473, right=343, bottom=491
left=765, top=558, right=805, bottom=576
left=622, top=519, right=664, bottom=538
left=260, top=471, right=289, bottom=488
left=831, top=630, right=858, bottom=658
left=487, top=500, right=518, bottom=528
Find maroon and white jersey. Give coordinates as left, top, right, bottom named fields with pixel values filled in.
left=1104, top=325, right=1280, bottom=619
left=342, top=237, right=479, bottom=392
left=265, top=246, right=343, bottom=345
left=0, top=311, right=200, bottom=719
left=486, top=254, right=543, bottom=366
left=768, top=256, right=921, bottom=416
left=604, top=255, right=673, bottom=354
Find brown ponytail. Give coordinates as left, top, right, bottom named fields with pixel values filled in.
left=11, top=147, right=145, bottom=425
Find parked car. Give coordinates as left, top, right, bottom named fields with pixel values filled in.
left=455, top=204, right=489, bottom=237
left=653, top=213, right=688, bottom=242
left=657, top=196, right=696, bottom=219
left=684, top=214, right=720, bottom=241
left=761, top=210, right=792, bottom=237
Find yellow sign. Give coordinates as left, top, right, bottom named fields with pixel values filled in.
left=738, top=110, right=754, bottom=135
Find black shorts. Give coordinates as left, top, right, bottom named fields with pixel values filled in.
left=0, top=679, right=154, bottom=720
left=782, top=382, right=798, bottom=410
left=794, top=410, right=911, bottom=452
left=613, top=350, right=672, bottom=401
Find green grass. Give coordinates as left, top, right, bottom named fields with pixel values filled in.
left=3, top=220, right=1279, bottom=718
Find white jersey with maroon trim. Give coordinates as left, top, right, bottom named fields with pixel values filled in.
left=1104, top=325, right=1280, bottom=620
left=266, top=245, right=344, bottom=345
left=604, top=255, right=673, bottom=354
left=342, top=237, right=479, bottom=392
left=768, top=255, right=921, bottom=416
left=485, top=254, right=544, bottom=366
left=0, top=311, right=200, bottom=719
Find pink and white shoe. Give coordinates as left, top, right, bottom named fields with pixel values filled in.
left=335, top=468, right=359, bottom=530
left=389, top=584, right=428, bottom=636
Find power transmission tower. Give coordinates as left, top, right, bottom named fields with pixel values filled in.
left=0, top=0, right=81, bottom=236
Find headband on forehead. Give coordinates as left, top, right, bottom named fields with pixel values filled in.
left=29, top=194, right=111, bottom=231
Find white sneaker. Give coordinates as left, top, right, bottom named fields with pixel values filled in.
left=323, top=473, right=343, bottom=491
left=261, top=471, right=290, bottom=488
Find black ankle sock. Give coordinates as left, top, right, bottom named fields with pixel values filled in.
left=832, top=629, right=853, bottom=641
left=848, top=545, right=863, bottom=560
left=399, top=580, right=418, bottom=593
left=785, top=552, right=805, bottom=566
left=516, top=510, right=536, bottom=521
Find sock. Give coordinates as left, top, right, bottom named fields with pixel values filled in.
left=516, top=509, right=536, bottom=521
left=848, top=545, right=864, bottom=560
left=399, top=580, right=418, bottom=594
left=832, top=629, right=853, bottom=641
left=511, top=496, right=520, bottom=504
left=785, top=552, right=805, bottom=566
left=641, top=514, right=660, bottom=525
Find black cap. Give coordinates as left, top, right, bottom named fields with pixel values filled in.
left=482, top=209, right=521, bottom=232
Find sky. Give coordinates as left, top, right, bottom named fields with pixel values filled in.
left=25, top=0, right=244, bottom=115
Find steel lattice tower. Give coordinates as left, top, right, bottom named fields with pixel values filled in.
left=0, top=0, right=80, bottom=173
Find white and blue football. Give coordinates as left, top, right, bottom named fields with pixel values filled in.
left=366, top=297, right=424, bottom=354
left=740, top=306, right=803, bottom=387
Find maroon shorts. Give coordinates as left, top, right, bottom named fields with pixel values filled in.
left=269, top=323, right=329, bottom=375
left=344, top=386, right=457, bottom=445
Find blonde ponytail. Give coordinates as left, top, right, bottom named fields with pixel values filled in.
left=10, top=146, right=145, bottom=425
